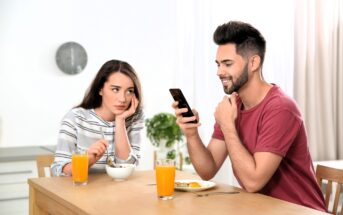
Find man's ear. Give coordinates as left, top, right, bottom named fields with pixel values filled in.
left=250, top=55, right=261, bottom=72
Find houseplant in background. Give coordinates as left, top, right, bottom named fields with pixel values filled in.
left=145, top=112, right=190, bottom=170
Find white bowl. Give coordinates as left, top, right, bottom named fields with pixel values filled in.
left=105, top=164, right=135, bottom=181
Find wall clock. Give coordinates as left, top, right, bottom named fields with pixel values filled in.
left=55, top=42, right=87, bottom=75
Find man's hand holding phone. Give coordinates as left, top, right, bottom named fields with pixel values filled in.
left=170, top=88, right=201, bottom=137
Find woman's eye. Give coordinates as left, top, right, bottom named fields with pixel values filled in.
left=126, top=90, right=134, bottom=95
left=111, top=88, right=119, bottom=92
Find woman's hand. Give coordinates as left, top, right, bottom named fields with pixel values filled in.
left=87, top=139, right=109, bottom=166
left=116, top=96, right=139, bottom=121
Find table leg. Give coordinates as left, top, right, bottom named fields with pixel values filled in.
left=29, top=185, right=48, bottom=215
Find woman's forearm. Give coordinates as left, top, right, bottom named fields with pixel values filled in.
left=114, top=119, right=131, bottom=160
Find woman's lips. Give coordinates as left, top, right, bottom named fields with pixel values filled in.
left=114, top=105, right=126, bottom=110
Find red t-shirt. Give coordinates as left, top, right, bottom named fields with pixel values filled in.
left=212, top=85, right=326, bottom=212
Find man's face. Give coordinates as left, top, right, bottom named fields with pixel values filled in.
left=215, top=44, right=249, bottom=95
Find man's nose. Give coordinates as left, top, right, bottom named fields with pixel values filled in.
left=217, top=65, right=225, bottom=76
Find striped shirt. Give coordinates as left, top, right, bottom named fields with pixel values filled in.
left=51, top=107, right=144, bottom=176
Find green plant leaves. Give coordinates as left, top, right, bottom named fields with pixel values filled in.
left=145, top=113, right=183, bottom=148
left=167, top=149, right=176, bottom=159
left=184, top=156, right=191, bottom=165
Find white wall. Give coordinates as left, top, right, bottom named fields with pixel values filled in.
left=0, top=0, right=295, bottom=183
left=0, top=0, right=178, bottom=144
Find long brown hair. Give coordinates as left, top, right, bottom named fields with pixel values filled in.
left=77, top=59, right=143, bottom=116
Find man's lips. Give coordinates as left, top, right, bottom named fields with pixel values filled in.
left=220, top=77, right=232, bottom=86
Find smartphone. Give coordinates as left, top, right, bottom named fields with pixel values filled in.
left=169, top=88, right=197, bottom=123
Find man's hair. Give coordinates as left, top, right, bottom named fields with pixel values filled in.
left=213, top=21, right=266, bottom=65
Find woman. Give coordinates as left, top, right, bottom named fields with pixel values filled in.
left=51, top=59, right=144, bottom=176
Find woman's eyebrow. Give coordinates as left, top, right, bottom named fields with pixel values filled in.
left=110, top=85, right=134, bottom=90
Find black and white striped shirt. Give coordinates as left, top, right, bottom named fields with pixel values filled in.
left=51, top=107, right=144, bottom=176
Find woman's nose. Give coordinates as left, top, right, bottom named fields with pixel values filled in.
left=118, top=92, right=126, bottom=102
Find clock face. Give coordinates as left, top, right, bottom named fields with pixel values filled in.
left=55, top=42, right=87, bottom=75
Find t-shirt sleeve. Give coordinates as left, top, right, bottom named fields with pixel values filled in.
left=51, top=111, right=77, bottom=176
left=212, top=122, right=224, bottom=140
left=255, top=109, right=301, bottom=157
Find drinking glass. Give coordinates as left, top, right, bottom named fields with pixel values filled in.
left=155, top=159, right=176, bottom=200
left=72, top=148, right=88, bottom=186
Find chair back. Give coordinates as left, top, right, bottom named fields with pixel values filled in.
left=316, top=164, right=343, bottom=215
left=36, top=154, right=55, bottom=177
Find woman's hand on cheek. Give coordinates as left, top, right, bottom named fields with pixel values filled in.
left=116, top=96, right=139, bottom=121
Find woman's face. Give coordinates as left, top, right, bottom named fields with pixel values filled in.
left=99, top=72, right=135, bottom=117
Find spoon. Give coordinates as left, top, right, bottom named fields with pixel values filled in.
left=100, top=127, right=114, bottom=167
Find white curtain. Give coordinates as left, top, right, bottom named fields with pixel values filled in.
left=294, top=0, right=343, bottom=160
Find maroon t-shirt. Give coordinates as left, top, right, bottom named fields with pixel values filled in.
left=212, top=85, right=326, bottom=212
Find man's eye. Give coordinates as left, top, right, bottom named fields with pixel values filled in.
left=225, top=63, right=232, bottom=67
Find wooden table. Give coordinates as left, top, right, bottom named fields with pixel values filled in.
left=28, top=170, right=328, bottom=215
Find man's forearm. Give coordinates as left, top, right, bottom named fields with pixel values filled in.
left=222, top=126, right=258, bottom=191
left=186, top=134, right=217, bottom=180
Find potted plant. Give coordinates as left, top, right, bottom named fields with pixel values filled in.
left=145, top=112, right=190, bottom=170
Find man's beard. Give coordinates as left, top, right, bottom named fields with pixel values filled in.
left=224, top=63, right=249, bottom=95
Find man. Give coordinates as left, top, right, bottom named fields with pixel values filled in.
left=172, top=21, right=326, bottom=212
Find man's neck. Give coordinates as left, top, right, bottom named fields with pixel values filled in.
left=238, top=79, right=273, bottom=110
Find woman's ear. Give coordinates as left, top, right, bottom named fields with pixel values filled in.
left=250, top=55, right=261, bottom=72
left=99, top=89, right=103, bottom=96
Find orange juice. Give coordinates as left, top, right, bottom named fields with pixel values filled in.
left=155, top=165, right=176, bottom=198
left=72, top=153, right=88, bottom=185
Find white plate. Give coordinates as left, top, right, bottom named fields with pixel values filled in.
left=174, top=179, right=216, bottom=192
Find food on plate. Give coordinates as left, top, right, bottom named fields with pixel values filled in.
left=175, top=181, right=201, bottom=188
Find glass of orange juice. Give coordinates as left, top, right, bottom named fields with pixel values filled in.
left=72, top=148, right=89, bottom=186
left=155, top=159, right=176, bottom=200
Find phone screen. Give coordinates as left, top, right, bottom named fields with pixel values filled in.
left=169, top=88, right=197, bottom=123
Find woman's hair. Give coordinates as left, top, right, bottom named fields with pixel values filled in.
left=77, top=59, right=143, bottom=116
left=213, top=21, right=266, bottom=66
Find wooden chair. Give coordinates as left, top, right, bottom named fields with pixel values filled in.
left=316, top=164, right=343, bottom=215
left=36, top=154, right=55, bottom=177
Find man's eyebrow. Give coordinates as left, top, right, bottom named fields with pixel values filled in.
left=215, top=59, right=233, bottom=64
